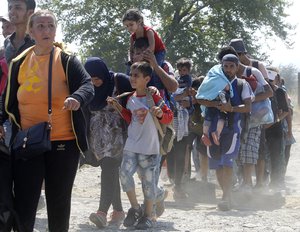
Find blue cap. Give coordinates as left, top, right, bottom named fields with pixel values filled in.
left=222, top=54, right=239, bottom=65
left=229, top=38, right=247, bottom=53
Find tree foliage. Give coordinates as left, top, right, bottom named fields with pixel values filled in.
left=40, top=0, right=294, bottom=74
left=279, top=64, right=299, bottom=95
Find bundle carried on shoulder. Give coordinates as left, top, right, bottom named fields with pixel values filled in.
left=146, top=89, right=175, bottom=155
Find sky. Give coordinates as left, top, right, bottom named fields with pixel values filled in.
left=1, top=1, right=299, bottom=71
left=266, top=0, right=300, bottom=70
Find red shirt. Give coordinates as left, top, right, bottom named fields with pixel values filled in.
left=131, top=25, right=166, bottom=53
left=0, top=57, right=8, bottom=95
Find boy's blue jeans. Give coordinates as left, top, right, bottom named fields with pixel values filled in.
left=120, top=150, right=159, bottom=201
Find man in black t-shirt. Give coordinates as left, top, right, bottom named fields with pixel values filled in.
left=265, top=68, right=289, bottom=191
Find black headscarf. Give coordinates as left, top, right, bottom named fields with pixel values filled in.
left=84, top=57, right=114, bottom=111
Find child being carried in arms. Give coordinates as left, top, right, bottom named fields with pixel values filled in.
left=202, top=84, right=230, bottom=146
left=196, top=64, right=233, bottom=146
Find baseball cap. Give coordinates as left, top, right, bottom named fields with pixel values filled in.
left=0, top=13, right=10, bottom=23
left=229, top=38, right=247, bottom=54
left=267, top=70, right=278, bottom=81
left=222, top=54, right=239, bottom=65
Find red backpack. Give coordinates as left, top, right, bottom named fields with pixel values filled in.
left=0, top=58, right=8, bottom=95
left=241, top=67, right=257, bottom=92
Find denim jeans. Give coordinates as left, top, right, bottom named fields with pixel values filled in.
left=120, top=151, right=159, bottom=200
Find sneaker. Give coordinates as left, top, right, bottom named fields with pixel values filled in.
left=217, top=200, right=231, bottom=211
left=89, top=211, right=107, bottom=228
left=108, top=210, right=125, bottom=225
left=156, top=189, right=168, bottom=218
left=123, top=207, right=143, bottom=227
left=135, top=216, right=153, bottom=230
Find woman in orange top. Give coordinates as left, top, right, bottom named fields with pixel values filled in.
left=0, top=10, right=94, bottom=231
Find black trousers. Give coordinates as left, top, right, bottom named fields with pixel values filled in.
left=0, top=156, right=15, bottom=231
left=165, top=136, right=189, bottom=189
left=265, top=135, right=286, bottom=187
left=13, top=140, right=80, bottom=232
left=98, top=157, right=123, bottom=213
left=0, top=156, right=13, bottom=208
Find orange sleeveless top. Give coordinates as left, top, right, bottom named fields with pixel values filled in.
left=17, top=47, right=75, bottom=141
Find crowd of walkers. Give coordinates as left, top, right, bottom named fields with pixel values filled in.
left=0, top=1, right=296, bottom=231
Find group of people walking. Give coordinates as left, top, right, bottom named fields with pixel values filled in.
left=0, top=1, right=296, bottom=231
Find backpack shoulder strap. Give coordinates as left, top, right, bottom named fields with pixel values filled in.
left=252, top=60, right=259, bottom=69
left=246, top=66, right=252, bottom=78
left=236, top=78, right=244, bottom=98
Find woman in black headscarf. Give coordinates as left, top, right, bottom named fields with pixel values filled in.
left=84, top=57, right=131, bottom=228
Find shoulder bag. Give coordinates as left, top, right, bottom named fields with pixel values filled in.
left=12, top=48, right=54, bottom=160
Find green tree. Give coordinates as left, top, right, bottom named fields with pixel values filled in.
left=40, top=0, right=294, bottom=74
left=279, top=64, right=298, bottom=95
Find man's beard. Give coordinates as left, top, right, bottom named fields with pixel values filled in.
left=222, top=69, right=233, bottom=80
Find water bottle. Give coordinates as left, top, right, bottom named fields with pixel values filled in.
left=219, top=91, right=227, bottom=104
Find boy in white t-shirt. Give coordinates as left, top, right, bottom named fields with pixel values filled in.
left=107, top=61, right=173, bottom=229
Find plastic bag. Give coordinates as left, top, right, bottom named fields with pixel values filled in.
left=249, top=98, right=274, bottom=128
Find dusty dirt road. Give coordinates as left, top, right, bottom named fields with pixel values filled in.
left=35, top=111, right=300, bottom=232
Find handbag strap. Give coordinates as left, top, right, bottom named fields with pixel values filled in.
left=48, top=48, right=54, bottom=125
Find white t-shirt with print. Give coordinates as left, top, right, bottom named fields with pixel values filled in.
left=124, top=95, right=160, bottom=155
